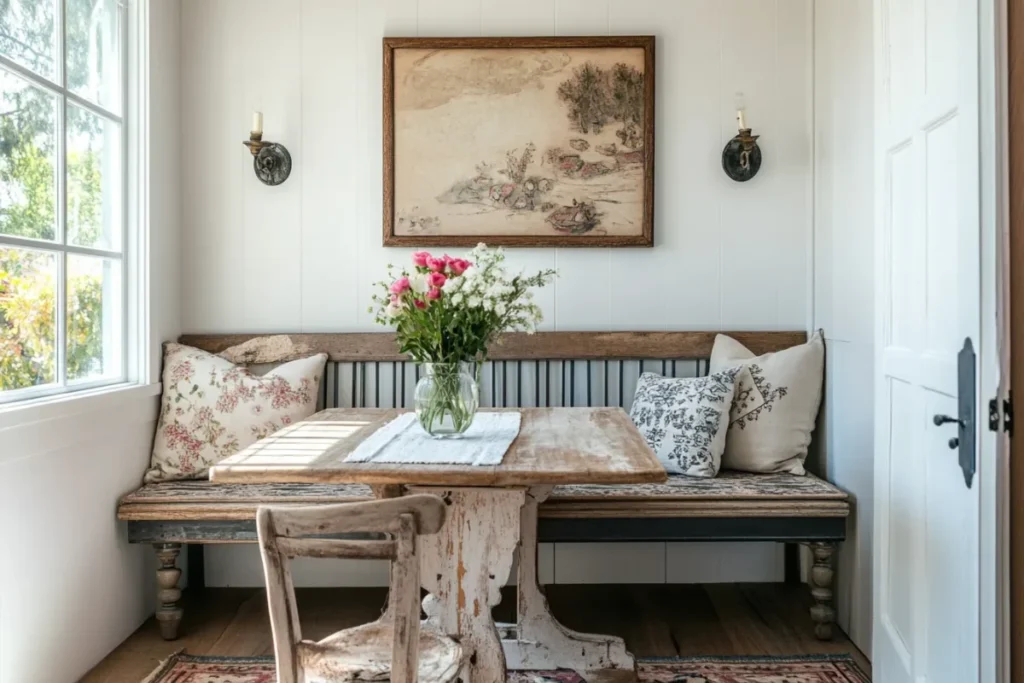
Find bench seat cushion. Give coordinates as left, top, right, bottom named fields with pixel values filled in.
left=118, top=471, right=849, bottom=521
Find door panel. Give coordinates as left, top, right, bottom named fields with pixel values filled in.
left=925, top=0, right=957, bottom=104
left=924, top=393, right=979, bottom=683
left=925, top=119, right=961, bottom=357
left=881, top=377, right=919, bottom=649
left=873, top=0, right=980, bottom=680
left=888, top=144, right=919, bottom=349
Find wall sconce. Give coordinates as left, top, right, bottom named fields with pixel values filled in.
left=721, top=110, right=762, bottom=182
left=243, top=112, right=292, bottom=186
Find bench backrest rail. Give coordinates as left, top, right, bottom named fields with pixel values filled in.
left=178, top=331, right=807, bottom=414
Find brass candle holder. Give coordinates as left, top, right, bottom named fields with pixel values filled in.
left=243, top=131, right=292, bottom=186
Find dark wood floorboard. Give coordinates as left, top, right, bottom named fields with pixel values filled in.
left=80, top=584, right=870, bottom=682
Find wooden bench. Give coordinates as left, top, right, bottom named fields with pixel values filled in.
left=116, top=331, right=849, bottom=642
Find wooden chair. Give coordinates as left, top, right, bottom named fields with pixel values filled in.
left=257, top=494, right=463, bottom=683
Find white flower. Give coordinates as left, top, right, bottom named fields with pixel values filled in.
left=468, top=296, right=482, bottom=308
left=495, top=303, right=506, bottom=316
left=409, top=272, right=430, bottom=294
left=385, top=302, right=404, bottom=319
left=442, top=277, right=461, bottom=293
left=451, top=293, right=463, bottom=305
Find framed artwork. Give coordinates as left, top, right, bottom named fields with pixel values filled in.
left=383, top=36, right=655, bottom=248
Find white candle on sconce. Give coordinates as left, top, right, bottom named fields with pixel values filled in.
left=251, top=111, right=264, bottom=136
left=736, top=109, right=747, bottom=131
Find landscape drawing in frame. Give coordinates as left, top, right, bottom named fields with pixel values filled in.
left=383, top=36, right=655, bottom=247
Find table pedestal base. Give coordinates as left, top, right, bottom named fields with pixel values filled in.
left=503, top=486, right=635, bottom=680
left=413, top=487, right=524, bottom=683
left=411, top=485, right=636, bottom=683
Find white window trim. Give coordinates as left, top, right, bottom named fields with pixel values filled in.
left=0, top=379, right=160, bottom=433
left=125, top=0, right=151, bottom=386
left=0, top=0, right=153, bottom=406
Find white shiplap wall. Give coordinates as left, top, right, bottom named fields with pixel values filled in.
left=813, top=0, right=874, bottom=657
left=0, top=395, right=161, bottom=683
left=179, top=0, right=813, bottom=586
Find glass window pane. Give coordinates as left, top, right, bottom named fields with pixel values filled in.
left=67, top=104, right=120, bottom=250
left=0, top=0, right=58, bottom=80
left=66, top=0, right=121, bottom=113
left=0, top=246, right=57, bottom=393
left=0, top=69, right=58, bottom=241
left=67, top=253, right=120, bottom=382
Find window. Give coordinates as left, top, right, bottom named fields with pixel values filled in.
left=0, top=0, right=126, bottom=403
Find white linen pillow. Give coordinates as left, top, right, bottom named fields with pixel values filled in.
left=628, top=368, right=745, bottom=478
left=709, top=332, right=825, bottom=474
left=144, top=343, right=327, bottom=482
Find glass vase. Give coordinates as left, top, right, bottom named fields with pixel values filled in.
left=414, top=362, right=479, bottom=438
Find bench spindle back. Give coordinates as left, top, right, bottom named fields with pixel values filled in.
left=317, top=357, right=712, bottom=413
left=178, top=331, right=807, bottom=414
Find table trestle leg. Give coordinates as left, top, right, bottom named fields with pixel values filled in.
left=410, top=486, right=525, bottom=683
left=504, top=486, right=636, bottom=680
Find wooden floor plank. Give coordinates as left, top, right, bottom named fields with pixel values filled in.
left=738, top=583, right=872, bottom=673
left=80, top=584, right=870, bottom=682
left=703, top=583, right=786, bottom=656
left=547, top=584, right=669, bottom=655
left=81, top=588, right=258, bottom=683
left=664, top=585, right=734, bottom=656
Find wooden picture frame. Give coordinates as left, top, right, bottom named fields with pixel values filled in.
left=383, top=36, right=655, bottom=248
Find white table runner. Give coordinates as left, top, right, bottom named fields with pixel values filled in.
left=343, top=412, right=521, bottom=466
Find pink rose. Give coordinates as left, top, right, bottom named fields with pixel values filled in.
left=389, top=276, right=410, bottom=294
left=426, top=256, right=447, bottom=273
left=427, top=272, right=447, bottom=289
left=449, top=259, right=471, bottom=276
left=414, top=299, right=427, bottom=309
left=426, top=288, right=442, bottom=300
left=412, top=251, right=431, bottom=268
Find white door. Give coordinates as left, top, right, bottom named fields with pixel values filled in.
left=873, top=0, right=982, bottom=680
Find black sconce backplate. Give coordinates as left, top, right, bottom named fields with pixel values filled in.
left=722, top=135, right=762, bottom=182
left=253, top=143, right=292, bottom=186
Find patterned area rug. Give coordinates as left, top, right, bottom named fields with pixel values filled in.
left=142, top=653, right=870, bottom=683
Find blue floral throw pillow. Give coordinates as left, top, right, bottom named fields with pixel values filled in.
left=628, top=368, right=749, bottom=477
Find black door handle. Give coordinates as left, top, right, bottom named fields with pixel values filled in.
left=934, top=414, right=965, bottom=450
left=933, top=414, right=965, bottom=428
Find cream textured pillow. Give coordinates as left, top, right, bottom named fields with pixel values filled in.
left=144, top=343, right=327, bottom=482
left=709, top=332, right=825, bottom=475
left=628, top=368, right=744, bottom=478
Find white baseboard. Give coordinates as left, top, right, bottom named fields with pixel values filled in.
left=203, top=542, right=784, bottom=587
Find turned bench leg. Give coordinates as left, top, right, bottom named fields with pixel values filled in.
left=154, top=543, right=184, bottom=640
left=806, top=541, right=836, bottom=640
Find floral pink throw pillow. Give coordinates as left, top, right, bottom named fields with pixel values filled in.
left=144, top=343, right=327, bottom=482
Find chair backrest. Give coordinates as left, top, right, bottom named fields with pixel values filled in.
left=257, top=494, right=447, bottom=683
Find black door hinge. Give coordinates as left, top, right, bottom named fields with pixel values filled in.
left=988, top=392, right=1013, bottom=436
left=1005, top=392, right=1014, bottom=436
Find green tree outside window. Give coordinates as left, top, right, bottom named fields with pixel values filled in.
left=1, top=0, right=117, bottom=394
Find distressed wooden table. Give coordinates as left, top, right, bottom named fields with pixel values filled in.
left=210, top=407, right=666, bottom=683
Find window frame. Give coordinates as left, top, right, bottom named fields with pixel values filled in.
left=0, top=0, right=131, bottom=405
